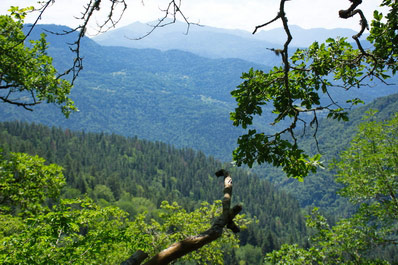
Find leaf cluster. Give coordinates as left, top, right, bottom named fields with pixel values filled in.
left=0, top=150, right=65, bottom=216
left=266, top=113, right=398, bottom=264
left=231, top=0, right=397, bottom=179
left=0, top=150, right=250, bottom=264
left=0, top=8, right=76, bottom=116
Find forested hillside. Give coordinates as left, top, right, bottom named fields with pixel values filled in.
left=253, top=93, right=398, bottom=216
left=0, top=24, right=275, bottom=161
left=0, top=121, right=308, bottom=262
left=0, top=24, right=396, bottom=163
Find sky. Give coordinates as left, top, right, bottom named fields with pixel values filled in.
left=0, top=0, right=386, bottom=34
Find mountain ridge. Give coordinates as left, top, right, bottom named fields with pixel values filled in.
left=93, top=20, right=365, bottom=65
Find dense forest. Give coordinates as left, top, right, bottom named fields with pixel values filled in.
left=0, top=121, right=308, bottom=264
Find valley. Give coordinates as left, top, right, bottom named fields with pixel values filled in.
left=1, top=18, right=397, bottom=264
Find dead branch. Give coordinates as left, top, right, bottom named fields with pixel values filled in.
left=129, top=0, right=200, bottom=41
left=338, top=0, right=369, bottom=51
left=121, top=169, right=242, bottom=265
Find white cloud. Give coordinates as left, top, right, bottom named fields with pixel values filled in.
left=0, top=0, right=385, bottom=32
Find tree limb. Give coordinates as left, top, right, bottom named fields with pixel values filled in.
left=121, top=169, right=242, bottom=265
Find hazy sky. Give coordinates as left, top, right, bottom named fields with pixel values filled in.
left=0, top=0, right=385, bottom=33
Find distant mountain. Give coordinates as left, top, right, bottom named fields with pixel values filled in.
left=253, top=25, right=366, bottom=47
left=93, top=20, right=281, bottom=66
left=1, top=24, right=274, bottom=161
left=93, top=21, right=364, bottom=65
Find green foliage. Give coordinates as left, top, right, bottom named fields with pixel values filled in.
left=235, top=244, right=264, bottom=265
left=0, top=7, right=76, bottom=116
left=231, top=1, right=397, bottom=178
left=333, top=111, right=398, bottom=246
left=0, top=149, right=251, bottom=264
left=368, top=1, right=398, bottom=75
left=231, top=38, right=364, bottom=178
left=267, top=208, right=391, bottom=265
left=115, top=193, right=158, bottom=218
left=0, top=150, right=65, bottom=215
left=266, top=113, right=398, bottom=264
left=254, top=93, right=398, bottom=215
left=130, top=201, right=247, bottom=265
left=0, top=198, right=244, bottom=265
left=0, top=198, right=131, bottom=265
left=266, top=243, right=324, bottom=265
left=0, top=121, right=309, bottom=256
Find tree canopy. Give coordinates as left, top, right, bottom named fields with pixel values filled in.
left=266, top=112, right=398, bottom=264
left=0, top=149, right=248, bottom=264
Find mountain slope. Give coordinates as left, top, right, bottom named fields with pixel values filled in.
left=253, top=93, right=398, bottom=215
left=0, top=121, right=308, bottom=254
left=0, top=24, right=275, bottom=161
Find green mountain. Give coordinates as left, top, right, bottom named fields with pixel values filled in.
left=0, top=121, right=308, bottom=257
left=1, top=24, right=396, bottom=163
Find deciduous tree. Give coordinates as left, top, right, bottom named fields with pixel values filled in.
left=266, top=112, right=398, bottom=264
left=0, top=7, right=76, bottom=116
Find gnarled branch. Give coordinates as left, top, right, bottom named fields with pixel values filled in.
left=122, top=169, right=242, bottom=265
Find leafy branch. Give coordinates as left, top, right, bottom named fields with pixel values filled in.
left=230, top=0, right=397, bottom=178
left=0, top=9, right=76, bottom=116
left=121, top=170, right=242, bottom=265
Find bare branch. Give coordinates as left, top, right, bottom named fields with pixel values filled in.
left=25, top=0, right=53, bottom=40
left=253, top=13, right=281, bottom=34
left=95, top=0, right=128, bottom=34
left=0, top=95, right=39, bottom=111
left=128, top=0, right=200, bottom=41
